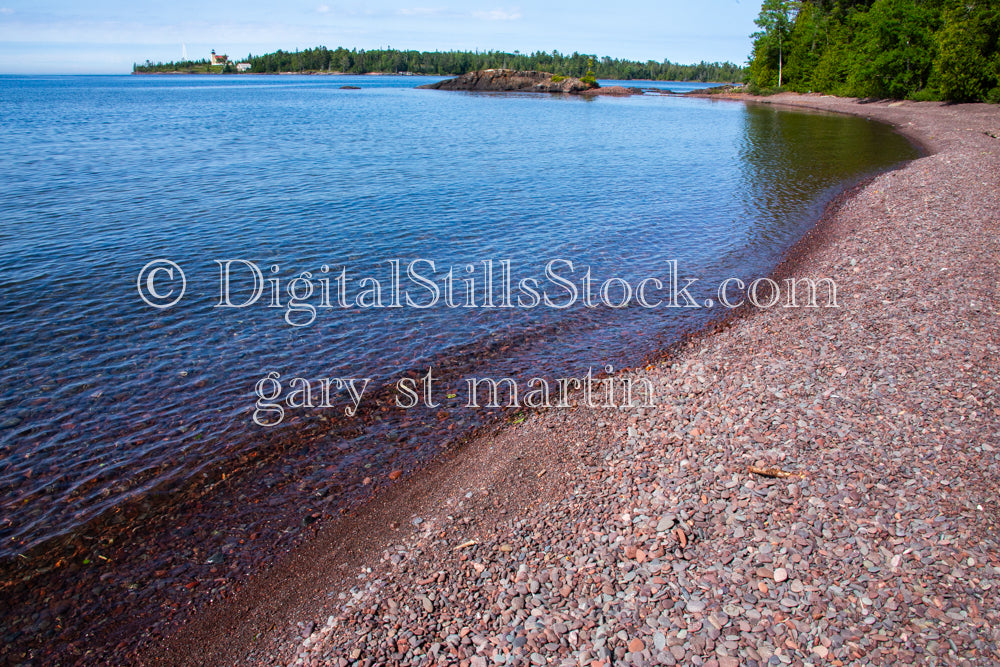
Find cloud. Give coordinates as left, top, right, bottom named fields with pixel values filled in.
left=316, top=4, right=330, bottom=13
left=0, top=8, right=14, bottom=15
left=0, top=17, right=345, bottom=49
left=472, top=8, right=521, bottom=21
left=397, top=7, right=446, bottom=16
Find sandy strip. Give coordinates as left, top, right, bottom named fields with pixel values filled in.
left=148, top=94, right=1000, bottom=667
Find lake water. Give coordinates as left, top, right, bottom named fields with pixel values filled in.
left=0, top=75, right=918, bottom=559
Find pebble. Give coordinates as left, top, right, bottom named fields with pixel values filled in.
left=686, top=600, right=707, bottom=613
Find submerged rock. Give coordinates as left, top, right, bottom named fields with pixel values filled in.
left=418, top=69, right=598, bottom=94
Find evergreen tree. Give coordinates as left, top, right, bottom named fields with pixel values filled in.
left=751, top=0, right=799, bottom=88
left=849, top=0, right=938, bottom=99
left=747, top=0, right=999, bottom=102
left=935, top=1, right=1000, bottom=102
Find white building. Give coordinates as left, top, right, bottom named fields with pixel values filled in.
left=210, top=50, right=229, bottom=67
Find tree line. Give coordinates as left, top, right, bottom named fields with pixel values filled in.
left=134, top=47, right=744, bottom=82
left=748, top=0, right=1000, bottom=102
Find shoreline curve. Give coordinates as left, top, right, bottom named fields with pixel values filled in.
left=149, top=93, right=1000, bottom=666
left=26, top=93, right=994, bottom=666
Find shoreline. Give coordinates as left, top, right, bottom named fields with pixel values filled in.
left=3, top=92, right=995, bottom=666
left=146, top=95, right=1000, bottom=665
left=128, top=71, right=736, bottom=85
left=0, top=84, right=766, bottom=664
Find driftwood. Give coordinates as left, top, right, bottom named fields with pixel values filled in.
left=748, top=465, right=802, bottom=479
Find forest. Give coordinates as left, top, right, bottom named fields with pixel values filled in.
left=133, top=48, right=745, bottom=83
left=748, top=0, right=1000, bottom=102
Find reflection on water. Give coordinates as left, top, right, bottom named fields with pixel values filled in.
left=738, top=103, right=910, bottom=257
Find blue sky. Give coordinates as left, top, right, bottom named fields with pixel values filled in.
left=0, top=0, right=761, bottom=74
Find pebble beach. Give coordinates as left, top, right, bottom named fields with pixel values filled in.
left=143, top=94, right=1000, bottom=666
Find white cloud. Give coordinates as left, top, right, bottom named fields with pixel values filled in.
left=473, top=8, right=521, bottom=21
left=0, top=8, right=14, bottom=15
left=397, top=7, right=445, bottom=16
left=316, top=4, right=330, bottom=13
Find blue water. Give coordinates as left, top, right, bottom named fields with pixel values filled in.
left=0, top=75, right=917, bottom=558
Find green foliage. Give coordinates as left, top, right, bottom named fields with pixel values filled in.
left=748, top=0, right=1000, bottom=102
left=783, top=1, right=821, bottom=90
left=550, top=74, right=566, bottom=82
left=808, top=7, right=857, bottom=95
left=580, top=57, right=599, bottom=87
left=934, top=1, right=1000, bottom=102
left=134, top=58, right=211, bottom=73
left=747, top=38, right=782, bottom=89
left=752, top=0, right=798, bottom=87
left=134, top=47, right=745, bottom=83
left=849, top=0, right=938, bottom=98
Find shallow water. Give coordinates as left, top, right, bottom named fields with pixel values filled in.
left=0, top=74, right=918, bottom=558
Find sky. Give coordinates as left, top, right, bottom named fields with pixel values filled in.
left=0, top=0, right=762, bottom=74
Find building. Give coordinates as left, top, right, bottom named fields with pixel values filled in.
left=210, top=50, right=229, bottom=67
left=237, top=62, right=252, bottom=72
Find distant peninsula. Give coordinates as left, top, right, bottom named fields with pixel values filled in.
left=132, top=47, right=745, bottom=83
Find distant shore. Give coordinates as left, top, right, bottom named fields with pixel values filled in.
left=131, top=70, right=437, bottom=76
left=129, top=69, right=738, bottom=86
left=146, top=95, right=1000, bottom=665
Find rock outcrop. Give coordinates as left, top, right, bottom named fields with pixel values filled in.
left=685, top=84, right=745, bottom=96
left=418, top=69, right=599, bottom=94
left=580, top=85, right=644, bottom=96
